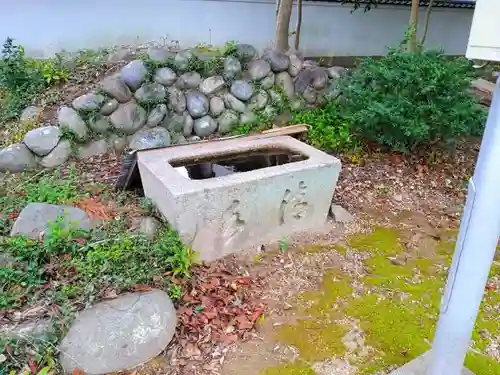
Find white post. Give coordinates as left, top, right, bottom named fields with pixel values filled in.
left=428, top=75, right=500, bottom=375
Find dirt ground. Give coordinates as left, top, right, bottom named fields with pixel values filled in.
left=126, top=138, right=500, bottom=375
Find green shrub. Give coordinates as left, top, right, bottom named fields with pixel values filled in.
left=292, top=102, right=359, bottom=152
left=0, top=38, right=69, bottom=122
left=338, top=48, right=487, bottom=152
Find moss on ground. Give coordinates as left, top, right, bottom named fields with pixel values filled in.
left=261, top=361, right=316, bottom=375
left=261, top=227, right=500, bottom=375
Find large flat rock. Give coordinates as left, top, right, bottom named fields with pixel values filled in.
left=59, top=289, right=177, bottom=374
left=10, top=203, right=92, bottom=239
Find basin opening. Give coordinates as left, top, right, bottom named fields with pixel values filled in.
left=170, top=147, right=309, bottom=180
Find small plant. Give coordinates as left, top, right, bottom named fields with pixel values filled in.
left=0, top=38, right=69, bottom=123
left=24, top=168, right=83, bottom=204
left=292, top=102, right=360, bottom=152
left=30, top=54, right=70, bottom=85
left=338, top=47, right=486, bottom=152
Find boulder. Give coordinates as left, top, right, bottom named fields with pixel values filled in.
left=210, top=96, right=225, bottom=117
left=174, top=51, right=194, bottom=71
left=138, top=217, right=161, bottom=239
left=234, top=44, right=257, bottom=63
left=230, top=80, right=253, bottom=101
left=10, top=203, right=92, bottom=239
left=110, top=103, right=147, bottom=134
left=0, top=143, right=37, bottom=173
left=154, top=67, right=177, bottom=87
left=77, top=139, right=108, bottom=159
left=1, top=319, right=52, bottom=341
left=58, top=106, right=88, bottom=140
left=163, top=113, right=185, bottom=133
left=23, top=126, right=61, bottom=156
left=107, top=48, right=134, bottom=63
left=223, top=93, right=246, bottom=113
left=128, top=127, right=171, bottom=150
left=72, top=93, right=105, bottom=111
left=199, top=76, right=225, bottom=95
left=260, top=72, right=275, bottom=89
left=328, top=66, right=347, bottom=79
left=59, top=290, right=177, bottom=375
left=39, top=140, right=71, bottom=169
left=100, top=99, right=119, bottom=116
left=88, top=115, right=111, bottom=133
left=147, top=104, right=168, bottom=128
left=186, top=91, right=209, bottom=119
left=275, top=72, right=294, bottom=99
left=178, top=72, right=202, bottom=89
left=223, top=56, right=242, bottom=79
left=240, top=111, right=256, bottom=125
left=107, top=134, right=128, bottom=153
left=217, top=110, right=239, bottom=134
left=101, top=75, right=132, bottom=103
left=249, top=90, right=268, bottom=111
left=20, top=106, right=42, bottom=122
left=120, top=60, right=148, bottom=91
left=263, top=50, right=290, bottom=72
left=302, top=86, right=317, bottom=104
left=147, top=47, right=175, bottom=62
left=288, top=54, right=303, bottom=77
left=312, top=69, right=328, bottom=90
left=134, top=83, right=167, bottom=104
left=183, top=113, right=194, bottom=137
left=171, top=133, right=187, bottom=145
left=167, top=87, right=187, bottom=114
left=193, top=115, right=218, bottom=137
left=248, top=60, right=271, bottom=81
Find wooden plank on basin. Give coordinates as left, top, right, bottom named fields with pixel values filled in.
left=115, top=124, right=310, bottom=190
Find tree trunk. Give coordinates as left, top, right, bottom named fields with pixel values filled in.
left=420, top=0, right=434, bottom=47
left=408, top=0, right=419, bottom=52
left=294, top=0, right=303, bottom=51
left=276, top=0, right=293, bottom=52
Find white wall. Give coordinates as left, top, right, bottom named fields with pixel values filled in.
left=1, top=0, right=473, bottom=57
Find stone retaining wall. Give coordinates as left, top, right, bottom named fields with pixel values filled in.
left=0, top=44, right=346, bottom=174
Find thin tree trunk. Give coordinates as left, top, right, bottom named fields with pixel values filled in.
left=276, top=0, right=281, bottom=19
left=276, top=0, right=293, bottom=52
left=408, top=0, right=419, bottom=52
left=420, top=0, right=434, bottom=47
left=294, top=0, right=303, bottom=51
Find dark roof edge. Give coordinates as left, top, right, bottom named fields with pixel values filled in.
left=306, top=0, right=475, bottom=9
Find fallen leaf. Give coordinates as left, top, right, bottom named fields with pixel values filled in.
left=72, top=369, right=85, bottom=375
left=102, top=288, right=118, bottom=299
left=251, top=310, right=264, bottom=322
left=183, top=342, right=201, bottom=358
left=130, top=284, right=152, bottom=292
left=202, top=308, right=218, bottom=320
left=236, top=277, right=251, bottom=285
left=74, top=197, right=113, bottom=220
left=179, top=306, right=194, bottom=316
left=235, top=314, right=253, bottom=330
left=28, top=359, right=38, bottom=374
left=221, top=333, right=238, bottom=344
left=74, top=237, right=87, bottom=245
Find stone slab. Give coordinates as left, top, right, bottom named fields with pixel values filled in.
left=389, top=351, right=475, bottom=375
left=10, top=203, right=92, bottom=239
left=59, top=289, right=176, bottom=374
left=137, top=136, right=341, bottom=261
